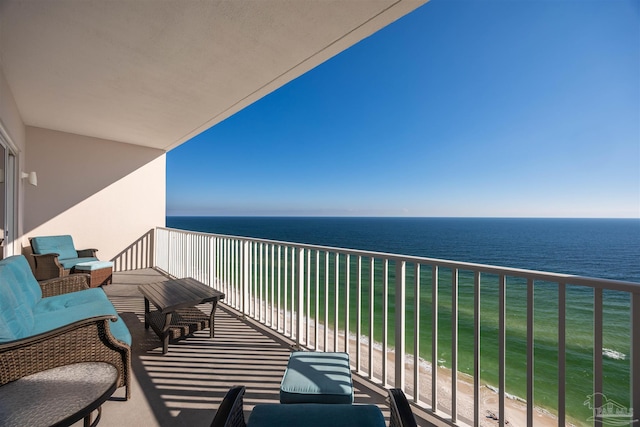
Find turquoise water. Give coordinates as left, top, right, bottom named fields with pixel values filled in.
left=166, top=217, right=640, bottom=425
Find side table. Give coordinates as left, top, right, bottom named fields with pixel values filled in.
left=0, top=362, right=118, bottom=427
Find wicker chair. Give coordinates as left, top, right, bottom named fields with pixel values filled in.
left=388, top=389, right=418, bottom=427
left=29, top=235, right=99, bottom=280
left=0, top=274, right=132, bottom=399
left=211, top=386, right=246, bottom=427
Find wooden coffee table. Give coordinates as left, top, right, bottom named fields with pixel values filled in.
left=139, top=277, right=225, bottom=354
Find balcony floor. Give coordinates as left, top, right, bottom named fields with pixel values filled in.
left=78, top=269, right=431, bottom=427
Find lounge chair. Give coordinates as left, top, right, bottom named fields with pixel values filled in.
left=0, top=255, right=132, bottom=399
left=210, top=386, right=420, bottom=427
left=388, top=388, right=418, bottom=427
left=29, top=235, right=99, bottom=280
left=211, top=386, right=246, bottom=427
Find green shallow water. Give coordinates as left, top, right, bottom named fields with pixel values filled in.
left=275, top=256, right=631, bottom=426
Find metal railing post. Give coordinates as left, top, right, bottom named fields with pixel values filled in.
left=208, top=236, right=215, bottom=287
left=632, top=292, right=640, bottom=423
left=242, top=240, right=250, bottom=317
left=344, top=254, right=350, bottom=354
left=296, top=247, right=304, bottom=349
left=451, top=268, right=458, bottom=422
left=395, top=260, right=406, bottom=389
left=152, top=227, right=158, bottom=269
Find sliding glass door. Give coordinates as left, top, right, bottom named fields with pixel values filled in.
left=0, top=135, right=17, bottom=258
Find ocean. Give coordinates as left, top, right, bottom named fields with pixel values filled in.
left=166, top=216, right=640, bottom=424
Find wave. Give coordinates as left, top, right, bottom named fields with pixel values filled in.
left=603, top=348, right=626, bottom=360
left=486, top=384, right=527, bottom=403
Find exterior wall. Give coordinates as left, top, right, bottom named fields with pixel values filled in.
left=24, top=127, right=166, bottom=269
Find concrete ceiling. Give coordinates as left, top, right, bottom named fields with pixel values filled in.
left=0, top=0, right=427, bottom=151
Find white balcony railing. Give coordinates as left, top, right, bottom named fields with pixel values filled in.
left=155, top=226, right=640, bottom=427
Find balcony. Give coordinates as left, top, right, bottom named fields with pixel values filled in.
left=93, top=267, right=418, bottom=427
left=83, top=226, right=640, bottom=427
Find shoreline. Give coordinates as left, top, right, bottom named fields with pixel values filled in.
left=354, top=337, right=565, bottom=427
left=292, top=316, right=574, bottom=427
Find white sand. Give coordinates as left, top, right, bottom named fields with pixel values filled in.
left=277, top=313, right=572, bottom=427
left=236, top=293, right=579, bottom=427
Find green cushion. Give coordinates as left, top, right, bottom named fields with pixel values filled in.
left=280, top=352, right=354, bottom=404
left=31, top=235, right=78, bottom=260
left=248, top=404, right=385, bottom=427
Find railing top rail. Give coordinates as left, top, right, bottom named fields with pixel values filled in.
left=157, top=227, right=640, bottom=292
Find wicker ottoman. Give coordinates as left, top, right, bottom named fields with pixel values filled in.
left=74, top=261, right=114, bottom=287
left=280, top=351, right=354, bottom=404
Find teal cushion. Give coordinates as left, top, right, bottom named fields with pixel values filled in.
left=0, top=255, right=43, bottom=342
left=33, top=288, right=106, bottom=313
left=0, top=255, right=42, bottom=306
left=74, top=261, right=113, bottom=271
left=248, top=404, right=385, bottom=427
left=0, top=279, right=20, bottom=341
left=33, top=299, right=131, bottom=346
left=0, top=273, right=34, bottom=342
left=31, top=235, right=78, bottom=260
left=280, top=352, right=354, bottom=404
left=108, top=314, right=132, bottom=346
left=0, top=254, right=131, bottom=346
left=59, top=257, right=98, bottom=270
left=0, top=312, right=14, bottom=342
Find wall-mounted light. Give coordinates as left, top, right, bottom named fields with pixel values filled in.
left=21, top=171, right=37, bottom=186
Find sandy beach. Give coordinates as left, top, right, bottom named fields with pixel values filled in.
left=352, top=337, right=563, bottom=427
left=278, top=314, right=570, bottom=427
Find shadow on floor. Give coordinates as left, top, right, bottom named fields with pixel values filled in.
left=93, top=269, right=413, bottom=427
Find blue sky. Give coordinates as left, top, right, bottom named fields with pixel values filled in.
left=167, top=0, right=639, bottom=218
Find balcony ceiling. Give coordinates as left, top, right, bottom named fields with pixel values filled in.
left=0, top=0, right=426, bottom=151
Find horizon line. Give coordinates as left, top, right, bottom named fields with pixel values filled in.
left=166, top=215, right=640, bottom=220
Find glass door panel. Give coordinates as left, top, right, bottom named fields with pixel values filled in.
left=0, top=143, right=5, bottom=255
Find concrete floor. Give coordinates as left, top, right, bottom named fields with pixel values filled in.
left=75, top=268, right=430, bottom=427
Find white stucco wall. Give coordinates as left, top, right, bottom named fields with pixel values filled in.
left=0, top=63, right=25, bottom=149
left=24, top=127, right=166, bottom=269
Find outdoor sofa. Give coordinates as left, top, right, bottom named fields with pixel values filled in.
left=0, top=255, right=131, bottom=399
left=29, top=235, right=99, bottom=280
